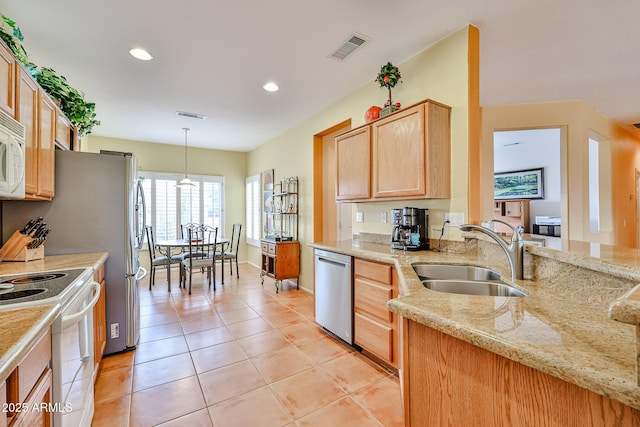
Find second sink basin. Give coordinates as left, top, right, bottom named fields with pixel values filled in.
left=413, top=264, right=501, bottom=281
left=413, top=263, right=528, bottom=297
left=421, top=279, right=528, bottom=297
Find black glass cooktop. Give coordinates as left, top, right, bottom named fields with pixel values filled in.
left=0, top=268, right=92, bottom=307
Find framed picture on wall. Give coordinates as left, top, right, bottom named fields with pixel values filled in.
left=262, top=169, right=274, bottom=191
left=262, top=169, right=274, bottom=238
left=494, top=168, right=544, bottom=200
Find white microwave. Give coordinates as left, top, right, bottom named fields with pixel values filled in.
left=0, top=108, right=25, bottom=199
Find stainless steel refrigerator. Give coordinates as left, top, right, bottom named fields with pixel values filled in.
left=1, top=150, right=146, bottom=355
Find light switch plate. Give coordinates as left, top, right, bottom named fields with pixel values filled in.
left=381, top=212, right=388, bottom=223
left=356, top=212, right=364, bottom=222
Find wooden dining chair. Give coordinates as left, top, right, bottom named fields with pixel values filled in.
left=145, top=225, right=182, bottom=290
left=181, top=226, right=218, bottom=294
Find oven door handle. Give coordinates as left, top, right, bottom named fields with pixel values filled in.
left=61, top=282, right=101, bottom=329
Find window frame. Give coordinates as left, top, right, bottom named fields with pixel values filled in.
left=139, top=171, right=225, bottom=241
left=245, top=173, right=261, bottom=247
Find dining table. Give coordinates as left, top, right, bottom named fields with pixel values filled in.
left=155, top=238, right=230, bottom=291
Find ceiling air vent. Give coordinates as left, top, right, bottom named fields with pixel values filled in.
left=176, top=111, right=207, bottom=120
left=633, top=122, right=640, bottom=129
left=329, top=33, right=370, bottom=61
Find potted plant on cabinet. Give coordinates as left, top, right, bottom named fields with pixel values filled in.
left=375, top=61, right=402, bottom=117
left=0, top=14, right=100, bottom=136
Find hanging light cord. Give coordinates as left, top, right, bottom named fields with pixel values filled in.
left=183, top=127, right=190, bottom=179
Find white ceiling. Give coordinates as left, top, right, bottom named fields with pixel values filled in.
left=2, top=0, right=639, bottom=151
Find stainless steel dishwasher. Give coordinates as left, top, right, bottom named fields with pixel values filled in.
left=314, top=249, right=353, bottom=344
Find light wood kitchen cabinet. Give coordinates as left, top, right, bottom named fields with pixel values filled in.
left=16, top=66, right=39, bottom=196
left=335, top=126, right=371, bottom=200
left=34, top=90, right=56, bottom=200
left=11, top=369, right=52, bottom=427
left=402, top=319, right=640, bottom=426
left=93, top=261, right=107, bottom=368
left=353, top=258, right=399, bottom=369
left=55, top=112, right=71, bottom=150
left=5, top=330, right=52, bottom=427
left=493, top=199, right=530, bottom=233
left=4, top=41, right=76, bottom=200
left=0, top=42, right=15, bottom=117
left=260, top=240, right=300, bottom=292
left=334, top=99, right=451, bottom=202
left=0, top=382, right=6, bottom=426
left=372, top=104, right=426, bottom=198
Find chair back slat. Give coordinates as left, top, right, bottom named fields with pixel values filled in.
left=229, top=223, right=242, bottom=254
left=145, top=225, right=157, bottom=258
left=181, top=222, right=201, bottom=239
left=186, top=225, right=218, bottom=268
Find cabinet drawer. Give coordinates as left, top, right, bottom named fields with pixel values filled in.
left=7, top=330, right=51, bottom=406
left=355, top=313, right=394, bottom=363
left=0, top=381, right=6, bottom=426
left=354, top=259, right=392, bottom=284
left=354, top=278, right=393, bottom=323
left=12, top=368, right=52, bottom=427
left=261, top=242, right=276, bottom=255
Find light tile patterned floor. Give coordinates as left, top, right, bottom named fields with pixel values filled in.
left=92, top=264, right=404, bottom=427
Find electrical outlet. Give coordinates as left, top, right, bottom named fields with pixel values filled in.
left=110, top=323, right=120, bottom=339
left=356, top=212, right=364, bottom=222
left=445, top=212, right=465, bottom=226
left=381, top=212, right=388, bottom=223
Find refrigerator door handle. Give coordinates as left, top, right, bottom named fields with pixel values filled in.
left=135, top=180, right=147, bottom=250
left=135, top=266, right=148, bottom=281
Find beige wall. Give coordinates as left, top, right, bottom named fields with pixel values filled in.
left=482, top=101, right=640, bottom=247
left=84, top=135, right=249, bottom=265
left=247, top=26, right=475, bottom=292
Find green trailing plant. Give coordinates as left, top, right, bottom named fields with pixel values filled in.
left=0, top=14, right=100, bottom=135
left=33, top=67, right=99, bottom=136
left=0, top=15, right=31, bottom=67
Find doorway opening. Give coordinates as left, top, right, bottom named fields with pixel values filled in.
left=313, top=120, right=352, bottom=242
left=493, top=128, right=562, bottom=240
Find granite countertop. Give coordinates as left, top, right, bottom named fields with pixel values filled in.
left=0, top=252, right=109, bottom=276
left=308, top=240, right=640, bottom=411
left=0, top=252, right=109, bottom=384
left=0, top=305, right=59, bottom=383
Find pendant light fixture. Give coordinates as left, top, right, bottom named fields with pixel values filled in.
left=177, top=127, right=195, bottom=187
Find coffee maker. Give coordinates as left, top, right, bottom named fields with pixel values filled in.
left=391, top=207, right=429, bottom=250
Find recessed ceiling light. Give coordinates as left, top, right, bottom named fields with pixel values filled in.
left=129, top=48, right=153, bottom=61
left=263, top=82, right=279, bottom=92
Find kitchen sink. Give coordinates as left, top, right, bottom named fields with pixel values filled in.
left=413, top=264, right=527, bottom=297
left=413, top=264, right=501, bottom=281
left=421, top=279, right=527, bottom=297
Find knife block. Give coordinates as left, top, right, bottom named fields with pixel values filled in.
left=0, top=230, right=45, bottom=262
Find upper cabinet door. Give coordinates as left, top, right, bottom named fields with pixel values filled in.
left=55, top=112, right=71, bottom=150
left=423, top=101, right=451, bottom=199
left=16, top=66, right=39, bottom=195
left=372, top=104, right=426, bottom=198
left=37, top=91, right=56, bottom=199
left=335, top=126, right=371, bottom=200
left=0, top=43, right=15, bottom=117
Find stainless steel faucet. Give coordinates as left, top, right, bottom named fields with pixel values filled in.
left=459, top=221, right=524, bottom=281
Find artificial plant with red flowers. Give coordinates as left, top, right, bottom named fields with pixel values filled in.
left=375, top=61, right=402, bottom=107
